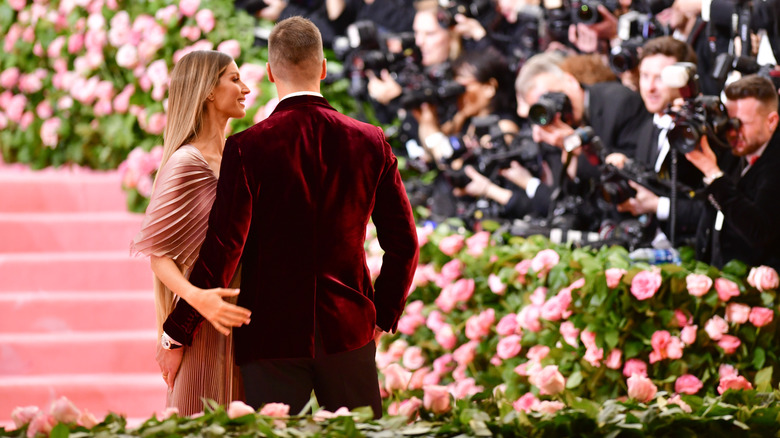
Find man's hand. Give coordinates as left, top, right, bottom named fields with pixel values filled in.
left=616, top=181, right=659, bottom=216
left=453, top=14, right=487, bottom=41
left=532, top=118, right=576, bottom=150
left=500, top=161, right=533, bottom=190
left=374, top=326, right=384, bottom=347
left=454, top=165, right=492, bottom=198
left=187, top=288, right=251, bottom=336
left=366, top=70, right=402, bottom=105
left=684, top=135, right=720, bottom=177
left=156, top=342, right=184, bottom=390
left=605, top=152, right=629, bottom=169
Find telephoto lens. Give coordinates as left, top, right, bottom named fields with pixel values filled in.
left=528, top=92, right=573, bottom=126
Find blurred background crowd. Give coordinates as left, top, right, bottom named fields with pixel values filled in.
left=235, top=0, right=780, bottom=271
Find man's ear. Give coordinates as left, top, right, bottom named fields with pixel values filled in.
left=320, top=58, right=327, bottom=81
left=768, top=110, right=779, bottom=133
left=267, top=62, right=275, bottom=83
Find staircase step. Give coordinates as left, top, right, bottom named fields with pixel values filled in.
left=0, top=331, right=160, bottom=376
left=0, top=252, right=152, bottom=292
left=0, top=212, right=144, bottom=253
left=0, top=374, right=167, bottom=423
left=0, top=292, right=155, bottom=333
left=0, top=170, right=128, bottom=213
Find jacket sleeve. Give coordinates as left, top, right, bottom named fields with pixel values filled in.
left=163, top=137, right=254, bottom=346
left=370, top=131, right=419, bottom=332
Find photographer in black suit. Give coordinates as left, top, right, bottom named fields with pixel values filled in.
left=686, top=74, right=780, bottom=270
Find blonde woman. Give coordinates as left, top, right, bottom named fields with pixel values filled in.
left=132, top=50, right=252, bottom=415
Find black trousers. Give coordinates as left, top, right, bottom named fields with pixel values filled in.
left=240, top=337, right=382, bottom=419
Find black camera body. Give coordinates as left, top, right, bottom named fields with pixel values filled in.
left=528, top=92, right=575, bottom=127
left=667, top=95, right=741, bottom=153
left=437, top=0, right=493, bottom=28
left=571, top=0, right=619, bottom=24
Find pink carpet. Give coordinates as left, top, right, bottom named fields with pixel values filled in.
left=0, top=162, right=166, bottom=424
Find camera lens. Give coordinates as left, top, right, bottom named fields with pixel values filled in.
left=528, top=103, right=555, bottom=126
left=577, top=3, right=596, bottom=22
left=668, top=123, right=701, bottom=154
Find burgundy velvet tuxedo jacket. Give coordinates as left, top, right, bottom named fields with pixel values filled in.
left=163, top=95, right=419, bottom=365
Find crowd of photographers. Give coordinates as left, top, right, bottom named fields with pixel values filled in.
left=236, top=0, right=780, bottom=271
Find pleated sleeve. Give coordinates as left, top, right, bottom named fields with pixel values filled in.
left=131, top=145, right=217, bottom=269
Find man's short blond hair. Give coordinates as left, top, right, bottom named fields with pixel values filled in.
left=268, top=16, right=324, bottom=82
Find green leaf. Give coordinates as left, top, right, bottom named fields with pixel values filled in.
left=752, top=347, right=766, bottom=370
left=754, top=366, right=773, bottom=392
left=566, top=370, right=584, bottom=389
left=49, top=424, right=70, bottom=438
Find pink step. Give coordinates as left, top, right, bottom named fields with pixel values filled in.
left=0, top=374, right=167, bottom=422
left=0, top=331, right=159, bottom=376
left=0, top=171, right=128, bottom=213
left=0, top=291, right=155, bottom=333
left=0, top=252, right=152, bottom=292
left=0, top=212, right=144, bottom=253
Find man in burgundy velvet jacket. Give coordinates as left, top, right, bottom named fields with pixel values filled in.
left=161, top=17, right=419, bottom=417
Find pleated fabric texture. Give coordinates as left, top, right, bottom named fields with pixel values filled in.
left=131, top=144, right=243, bottom=415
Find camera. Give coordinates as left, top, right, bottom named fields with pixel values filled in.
left=542, top=0, right=573, bottom=44
left=662, top=63, right=741, bottom=153
left=528, top=92, right=574, bottom=127
left=571, top=0, right=619, bottom=24
left=437, top=0, right=494, bottom=28
left=609, top=38, right=642, bottom=74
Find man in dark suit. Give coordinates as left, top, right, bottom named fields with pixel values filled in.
left=160, top=16, right=419, bottom=418
left=610, top=37, right=706, bottom=247
left=685, top=75, right=780, bottom=270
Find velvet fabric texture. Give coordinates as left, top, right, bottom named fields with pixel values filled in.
left=164, top=95, right=419, bottom=365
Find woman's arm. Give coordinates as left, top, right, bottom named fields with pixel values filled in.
left=150, top=255, right=251, bottom=336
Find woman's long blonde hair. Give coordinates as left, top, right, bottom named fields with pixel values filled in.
left=154, top=50, right=233, bottom=335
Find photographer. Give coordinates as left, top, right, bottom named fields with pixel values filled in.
left=686, top=74, right=780, bottom=270
left=414, top=47, right=521, bottom=221
left=611, top=37, right=706, bottom=246
left=516, top=51, right=648, bottom=189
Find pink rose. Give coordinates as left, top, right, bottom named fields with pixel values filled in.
left=497, top=334, right=522, bottom=359
left=158, top=407, right=179, bottom=420
left=451, top=278, right=475, bottom=302
left=27, top=414, right=56, bottom=438
left=526, top=345, right=550, bottom=363
left=584, top=346, right=604, bottom=367
left=605, top=349, right=622, bottom=369
left=627, top=374, right=657, bottom=403
left=623, top=358, right=647, bottom=378
left=487, top=273, right=506, bottom=295
left=512, top=393, right=540, bottom=413
left=717, top=375, right=753, bottom=394
left=416, top=224, right=433, bottom=247
left=715, top=278, right=740, bottom=301
left=514, top=259, right=532, bottom=277
left=259, top=403, right=289, bottom=417
left=717, top=334, right=741, bottom=354
left=580, top=330, right=597, bottom=349
left=496, top=313, right=519, bottom=336
left=68, top=33, right=84, bottom=54
left=396, top=397, right=422, bottom=421
left=78, top=410, right=99, bottom=428
left=667, top=394, right=692, bottom=413
left=0, top=67, right=19, bottom=89
left=438, top=259, right=463, bottom=285
left=450, top=377, right=483, bottom=399
left=408, top=367, right=430, bottom=390
left=704, top=315, right=728, bottom=340
left=675, top=374, right=703, bottom=395
left=748, top=266, right=780, bottom=291
left=631, top=270, right=662, bottom=300
left=559, top=321, right=580, bottom=347
left=227, top=401, right=255, bottom=419
left=749, top=307, right=774, bottom=328
left=453, top=341, right=478, bottom=366
left=50, top=396, right=80, bottom=424
left=217, top=39, right=241, bottom=59
left=536, top=401, right=566, bottom=415
left=605, top=268, right=626, bottom=288
left=195, top=9, right=215, bottom=33
left=680, top=325, right=698, bottom=345
left=180, top=25, right=201, bottom=41
left=686, top=273, right=713, bottom=297
left=397, top=314, right=425, bottom=336
left=719, top=364, right=738, bottom=379
left=402, top=346, right=426, bottom=370
left=438, top=234, right=465, bottom=256
left=531, top=249, right=560, bottom=274
left=517, top=304, right=542, bottom=333
left=435, top=324, right=457, bottom=350
left=179, top=0, right=201, bottom=16
left=11, top=406, right=40, bottom=428
left=465, top=231, right=490, bottom=256
left=426, top=310, right=446, bottom=332
left=533, top=365, right=566, bottom=395
left=423, top=385, right=451, bottom=414
left=540, top=295, right=566, bottom=321
left=725, top=303, right=751, bottom=324
left=40, top=118, right=62, bottom=148
left=383, top=363, right=412, bottom=392
left=674, top=309, right=692, bottom=327
left=465, top=308, right=495, bottom=340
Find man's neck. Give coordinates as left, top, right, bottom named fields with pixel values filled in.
left=275, top=82, right=322, bottom=100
